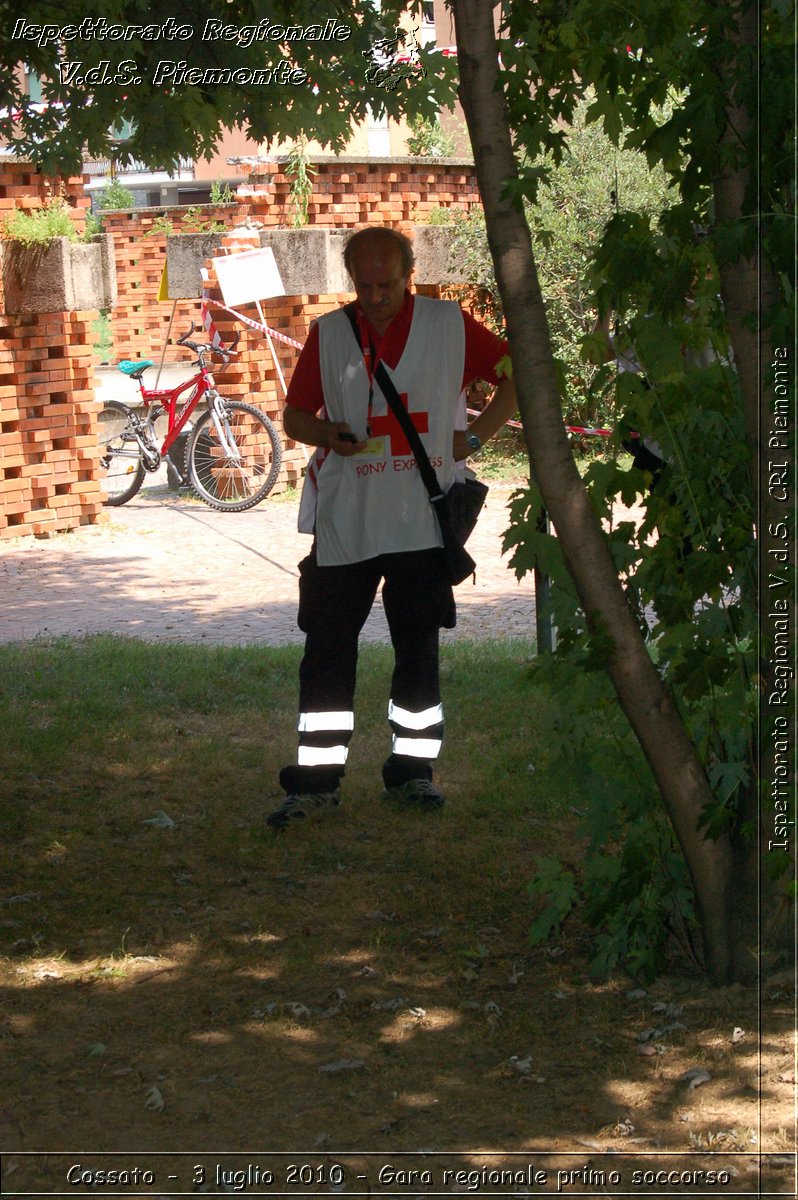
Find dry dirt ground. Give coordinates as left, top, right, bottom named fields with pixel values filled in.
left=1, top=836, right=794, bottom=1198
left=0, top=493, right=795, bottom=1198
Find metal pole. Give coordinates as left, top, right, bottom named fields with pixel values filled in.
left=534, top=505, right=556, bottom=654
left=155, top=299, right=178, bottom=389
left=255, top=300, right=287, bottom=396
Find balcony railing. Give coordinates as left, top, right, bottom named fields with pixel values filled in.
left=83, top=156, right=194, bottom=177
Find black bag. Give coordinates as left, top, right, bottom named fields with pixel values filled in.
left=429, top=491, right=478, bottom=584
left=343, top=305, right=488, bottom=585
left=439, top=476, right=489, bottom=544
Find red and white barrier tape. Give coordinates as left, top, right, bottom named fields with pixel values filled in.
left=200, top=270, right=223, bottom=350
left=473, top=412, right=615, bottom=438
left=201, top=305, right=614, bottom=438
left=205, top=299, right=305, bottom=351
left=194, top=317, right=618, bottom=438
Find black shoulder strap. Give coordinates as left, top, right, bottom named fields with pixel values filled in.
left=343, top=303, right=445, bottom=503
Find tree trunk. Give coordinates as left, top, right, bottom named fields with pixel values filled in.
left=452, top=0, right=757, bottom=983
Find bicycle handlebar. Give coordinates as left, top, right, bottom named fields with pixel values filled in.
left=176, top=324, right=240, bottom=364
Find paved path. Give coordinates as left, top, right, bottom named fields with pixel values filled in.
left=0, top=483, right=537, bottom=646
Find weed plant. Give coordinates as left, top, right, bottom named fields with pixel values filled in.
left=3, top=199, right=80, bottom=244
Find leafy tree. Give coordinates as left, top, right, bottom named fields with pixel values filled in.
left=453, top=0, right=791, bottom=984
left=437, top=95, right=674, bottom=430
left=0, top=1, right=456, bottom=174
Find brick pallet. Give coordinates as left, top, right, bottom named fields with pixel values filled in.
left=0, top=165, right=103, bottom=537
left=0, top=162, right=89, bottom=229
left=100, top=208, right=236, bottom=362
left=0, top=311, right=105, bottom=539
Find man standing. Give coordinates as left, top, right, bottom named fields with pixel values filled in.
left=268, top=227, right=516, bottom=830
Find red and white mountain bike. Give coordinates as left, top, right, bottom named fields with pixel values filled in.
left=98, top=326, right=281, bottom=512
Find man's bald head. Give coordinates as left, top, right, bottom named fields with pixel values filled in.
left=343, top=228, right=415, bottom=279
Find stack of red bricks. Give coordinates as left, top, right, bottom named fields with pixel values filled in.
left=0, top=161, right=90, bottom=226
left=0, top=313, right=104, bottom=538
left=0, top=165, right=105, bottom=538
left=100, top=207, right=235, bottom=362
left=235, top=157, right=480, bottom=233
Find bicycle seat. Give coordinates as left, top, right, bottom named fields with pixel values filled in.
left=117, top=359, right=155, bottom=378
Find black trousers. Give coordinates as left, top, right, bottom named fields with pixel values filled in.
left=279, top=546, right=455, bottom=795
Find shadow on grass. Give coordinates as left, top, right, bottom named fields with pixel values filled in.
left=0, top=638, right=790, bottom=1195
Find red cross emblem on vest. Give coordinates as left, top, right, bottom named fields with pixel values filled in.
left=369, top=394, right=429, bottom=456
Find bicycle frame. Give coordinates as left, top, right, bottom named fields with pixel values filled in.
left=137, top=369, right=211, bottom=458
left=122, top=329, right=242, bottom=468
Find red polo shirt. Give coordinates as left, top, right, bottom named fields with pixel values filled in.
left=285, top=292, right=508, bottom=415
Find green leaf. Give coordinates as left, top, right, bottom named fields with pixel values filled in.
left=527, top=858, right=578, bottom=944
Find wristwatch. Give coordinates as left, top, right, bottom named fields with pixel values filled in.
left=466, top=431, right=482, bottom=453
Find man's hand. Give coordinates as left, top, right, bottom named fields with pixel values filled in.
left=453, top=376, right=518, bottom=461
left=283, top=406, right=366, bottom=455
left=328, top=422, right=367, bottom=456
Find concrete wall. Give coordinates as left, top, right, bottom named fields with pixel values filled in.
left=166, top=224, right=467, bottom=302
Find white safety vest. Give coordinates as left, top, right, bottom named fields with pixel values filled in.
left=303, top=297, right=466, bottom=566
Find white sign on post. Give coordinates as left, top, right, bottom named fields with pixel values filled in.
left=212, top=247, right=286, bottom=305
left=211, top=247, right=291, bottom=400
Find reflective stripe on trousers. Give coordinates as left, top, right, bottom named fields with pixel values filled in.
left=297, top=709, right=354, bottom=768
left=388, top=699, right=444, bottom=760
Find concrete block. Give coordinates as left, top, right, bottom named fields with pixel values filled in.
left=328, top=229, right=350, bottom=293
left=257, top=228, right=340, bottom=295
left=1, top=234, right=117, bottom=313
left=166, top=233, right=226, bottom=298
left=412, top=225, right=465, bottom=284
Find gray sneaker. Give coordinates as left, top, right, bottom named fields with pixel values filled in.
left=267, top=791, right=340, bottom=830
left=383, top=779, right=445, bottom=810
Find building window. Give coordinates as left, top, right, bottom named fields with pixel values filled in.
left=25, top=67, right=42, bottom=102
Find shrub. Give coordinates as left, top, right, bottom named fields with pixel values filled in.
left=181, top=206, right=225, bottom=233
left=406, top=114, right=457, bottom=157
left=210, top=179, right=236, bottom=204
left=84, top=211, right=103, bottom=239
left=285, top=137, right=315, bottom=228
left=435, top=96, right=674, bottom=431
left=97, top=179, right=135, bottom=210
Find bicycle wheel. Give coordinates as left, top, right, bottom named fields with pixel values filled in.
left=185, top=400, right=282, bottom=512
left=98, top=399, right=146, bottom=506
